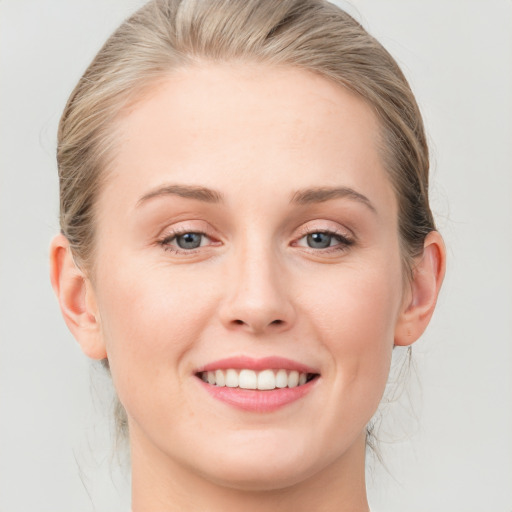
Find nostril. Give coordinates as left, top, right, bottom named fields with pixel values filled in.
left=228, top=318, right=287, bottom=331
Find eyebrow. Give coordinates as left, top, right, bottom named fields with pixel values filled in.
left=136, top=183, right=376, bottom=213
left=136, top=184, right=224, bottom=207
left=290, top=186, right=377, bottom=213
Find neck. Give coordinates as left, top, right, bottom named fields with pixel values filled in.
left=130, top=429, right=370, bottom=512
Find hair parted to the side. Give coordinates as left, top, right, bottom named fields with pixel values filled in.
left=58, top=0, right=435, bottom=447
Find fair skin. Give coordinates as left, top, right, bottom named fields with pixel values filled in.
left=50, top=63, right=445, bottom=512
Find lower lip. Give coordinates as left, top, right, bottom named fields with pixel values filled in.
left=197, top=378, right=318, bottom=412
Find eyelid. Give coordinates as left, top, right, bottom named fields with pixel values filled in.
left=293, top=231, right=353, bottom=249
left=157, top=220, right=216, bottom=240
left=293, top=220, right=354, bottom=241
left=156, top=220, right=222, bottom=254
left=161, top=230, right=210, bottom=245
left=155, top=220, right=355, bottom=255
left=290, top=220, right=356, bottom=257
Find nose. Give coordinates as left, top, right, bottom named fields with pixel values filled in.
left=218, top=245, right=296, bottom=335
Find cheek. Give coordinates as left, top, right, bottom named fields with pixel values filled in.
left=93, top=260, right=219, bottom=405
left=303, top=260, right=402, bottom=414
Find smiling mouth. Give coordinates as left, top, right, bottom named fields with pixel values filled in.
left=196, top=369, right=319, bottom=391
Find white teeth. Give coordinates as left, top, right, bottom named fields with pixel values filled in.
left=200, top=369, right=314, bottom=390
left=225, top=369, right=239, bottom=388
left=257, top=369, right=275, bottom=390
left=288, top=370, right=299, bottom=388
left=215, top=369, right=225, bottom=387
left=239, top=369, right=257, bottom=389
left=275, top=369, right=288, bottom=388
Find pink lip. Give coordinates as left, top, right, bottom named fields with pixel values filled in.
left=194, top=356, right=320, bottom=413
left=195, top=356, right=318, bottom=374
left=198, top=379, right=318, bottom=412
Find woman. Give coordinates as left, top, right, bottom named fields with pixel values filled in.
left=50, top=0, right=445, bottom=510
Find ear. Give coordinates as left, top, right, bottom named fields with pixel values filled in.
left=394, top=231, right=446, bottom=346
left=49, top=234, right=107, bottom=359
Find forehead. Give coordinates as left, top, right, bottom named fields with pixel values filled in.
left=105, top=62, right=395, bottom=216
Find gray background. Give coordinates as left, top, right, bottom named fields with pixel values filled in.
left=1, top=1, right=511, bottom=511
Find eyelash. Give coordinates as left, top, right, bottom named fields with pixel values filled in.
left=158, top=229, right=216, bottom=255
left=157, top=228, right=354, bottom=255
left=293, top=228, right=354, bottom=254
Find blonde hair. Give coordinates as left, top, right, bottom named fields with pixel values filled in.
left=57, top=0, right=434, bottom=444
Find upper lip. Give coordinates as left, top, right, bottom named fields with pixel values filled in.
left=195, top=356, right=319, bottom=375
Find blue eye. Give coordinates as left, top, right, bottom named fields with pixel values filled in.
left=160, top=231, right=209, bottom=253
left=295, top=230, right=354, bottom=252
left=175, top=232, right=204, bottom=249
left=306, top=232, right=334, bottom=249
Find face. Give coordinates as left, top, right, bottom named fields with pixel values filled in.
left=89, top=63, right=406, bottom=489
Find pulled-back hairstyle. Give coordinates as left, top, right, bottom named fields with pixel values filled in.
left=57, top=0, right=435, bottom=444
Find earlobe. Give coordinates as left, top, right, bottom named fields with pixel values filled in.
left=49, top=234, right=107, bottom=359
left=394, top=231, right=446, bottom=346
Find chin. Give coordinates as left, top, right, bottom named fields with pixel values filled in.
left=188, top=434, right=327, bottom=492
left=200, top=457, right=316, bottom=492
